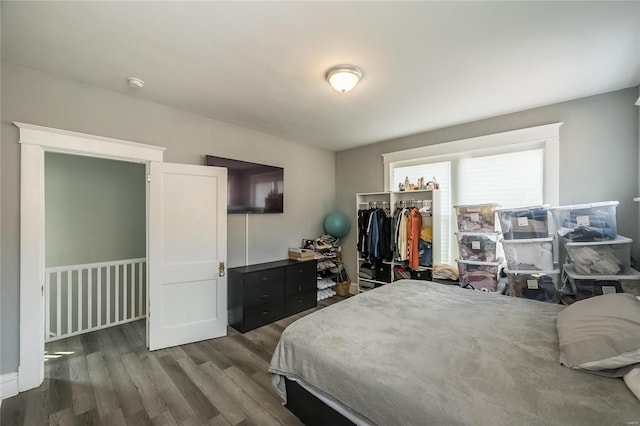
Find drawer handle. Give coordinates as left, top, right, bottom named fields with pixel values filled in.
left=298, top=285, right=301, bottom=292
left=298, top=299, right=304, bottom=303
left=298, top=269, right=304, bottom=273
left=262, top=277, right=270, bottom=281
left=261, top=311, right=269, bottom=315
left=261, top=294, right=268, bottom=298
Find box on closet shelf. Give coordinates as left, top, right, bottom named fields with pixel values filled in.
left=454, top=203, right=500, bottom=233
left=563, top=235, right=632, bottom=275
left=456, top=258, right=503, bottom=292
left=549, top=201, right=618, bottom=242
left=563, top=264, right=640, bottom=301
left=375, top=262, right=393, bottom=283
left=455, top=232, right=499, bottom=262
left=505, top=268, right=560, bottom=304
left=410, top=268, right=432, bottom=281
left=496, top=205, right=550, bottom=240
left=501, top=237, right=554, bottom=271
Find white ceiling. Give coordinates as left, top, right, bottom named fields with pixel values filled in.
left=2, top=1, right=639, bottom=151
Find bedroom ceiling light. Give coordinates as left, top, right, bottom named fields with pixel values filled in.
left=325, top=65, right=363, bottom=93
left=127, top=77, right=145, bottom=89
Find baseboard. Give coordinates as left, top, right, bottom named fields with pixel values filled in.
left=0, top=372, right=19, bottom=401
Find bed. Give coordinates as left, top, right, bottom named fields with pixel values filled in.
left=268, top=280, right=640, bottom=425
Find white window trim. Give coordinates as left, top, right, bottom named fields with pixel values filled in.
left=382, top=122, right=562, bottom=207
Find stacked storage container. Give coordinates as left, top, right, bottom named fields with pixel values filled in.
left=497, top=205, right=561, bottom=303
left=454, top=204, right=503, bottom=292
left=550, top=201, right=639, bottom=302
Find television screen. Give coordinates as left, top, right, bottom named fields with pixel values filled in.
left=205, top=155, right=284, bottom=214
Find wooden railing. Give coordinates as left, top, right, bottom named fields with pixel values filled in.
left=45, top=258, right=146, bottom=342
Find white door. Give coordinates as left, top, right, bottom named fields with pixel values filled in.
left=147, top=161, right=227, bottom=350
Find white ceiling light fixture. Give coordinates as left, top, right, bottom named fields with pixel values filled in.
left=325, top=65, right=363, bottom=93
left=127, top=77, right=145, bottom=89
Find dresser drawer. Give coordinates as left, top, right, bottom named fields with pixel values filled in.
left=227, top=259, right=319, bottom=333
left=244, top=268, right=284, bottom=289
left=244, top=300, right=285, bottom=331
left=285, top=290, right=317, bottom=316
left=243, top=279, right=283, bottom=307
left=285, top=261, right=317, bottom=296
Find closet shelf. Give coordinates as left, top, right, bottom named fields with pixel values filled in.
left=357, top=258, right=392, bottom=265
left=358, top=277, right=390, bottom=285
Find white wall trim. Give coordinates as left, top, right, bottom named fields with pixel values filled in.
left=19, top=143, right=46, bottom=392
left=16, top=122, right=164, bottom=393
left=15, top=122, right=166, bottom=162
left=1, top=373, right=19, bottom=400
left=382, top=122, right=562, bottom=206
left=382, top=122, right=563, bottom=164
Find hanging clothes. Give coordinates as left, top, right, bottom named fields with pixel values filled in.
left=395, top=208, right=409, bottom=261
left=380, top=214, right=393, bottom=260
left=407, top=207, right=423, bottom=270
left=367, top=209, right=380, bottom=260
left=357, top=208, right=373, bottom=258
left=357, top=207, right=392, bottom=262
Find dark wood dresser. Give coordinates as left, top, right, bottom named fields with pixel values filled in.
left=228, top=259, right=317, bottom=333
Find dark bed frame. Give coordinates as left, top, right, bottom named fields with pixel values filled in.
left=284, top=378, right=355, bottom=425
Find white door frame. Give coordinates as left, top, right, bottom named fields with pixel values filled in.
left=16, top=122, right=165, bottom=392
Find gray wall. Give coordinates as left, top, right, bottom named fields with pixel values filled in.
left=45, top=152, right=146, bottom=267
left=1, top=62, right=336, bottom=374
left=337, top=87, right=640, bottom=282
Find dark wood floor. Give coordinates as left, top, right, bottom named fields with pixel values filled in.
left=1, top=296, right=346, bottom=426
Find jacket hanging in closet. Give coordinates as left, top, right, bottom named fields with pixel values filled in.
left=407, top=208, right=423, bottom=270
left=357, top=208, right=392, bottom=262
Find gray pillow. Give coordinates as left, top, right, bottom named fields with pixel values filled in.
left=556, top=293, right=640, bottom=377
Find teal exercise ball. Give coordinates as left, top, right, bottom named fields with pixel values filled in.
left=323, top=211, right=350, bottom=238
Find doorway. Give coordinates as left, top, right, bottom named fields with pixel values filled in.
left=44, top=152, right=146, bottom=344
left=17, top=122, right=165, bottom=392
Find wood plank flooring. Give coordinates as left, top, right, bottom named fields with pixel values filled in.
left=1, top=296, right=346, bottom=426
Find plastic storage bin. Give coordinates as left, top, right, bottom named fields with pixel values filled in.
left=497, top=205, right=550, bottom=240
left=456, top=232, right=499, bottom=262
left=563, top=264, right=640, bottom=300
left=505, top=268, right=560, bottom=303
left=456, top=258, right=503, bottom=292
left=501, top=237, right=554, bottom=271
left=549, top=201, right=618, bottom=241
left=564, top=235, right=632, bottom=275
left=454, top=203, right=500, bottom=233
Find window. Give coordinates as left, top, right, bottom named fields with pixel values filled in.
left=392, top=162, right=452, bottom=265
left=383, top=123, right=561, bottom=266
left=457, top=149, right=543, bottom=207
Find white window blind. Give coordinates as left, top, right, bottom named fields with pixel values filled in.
left=392, top=161, right=452, bottom=265
left=456, top=149, right=543, bottom=208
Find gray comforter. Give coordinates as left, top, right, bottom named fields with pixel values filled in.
left=269, top=280, right=640, bottom=425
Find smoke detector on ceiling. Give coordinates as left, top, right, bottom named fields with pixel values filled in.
left=127, top=77, right=145, bottom=89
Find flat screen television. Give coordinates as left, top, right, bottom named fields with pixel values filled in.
left=205, top=155, right=284, bottom=214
